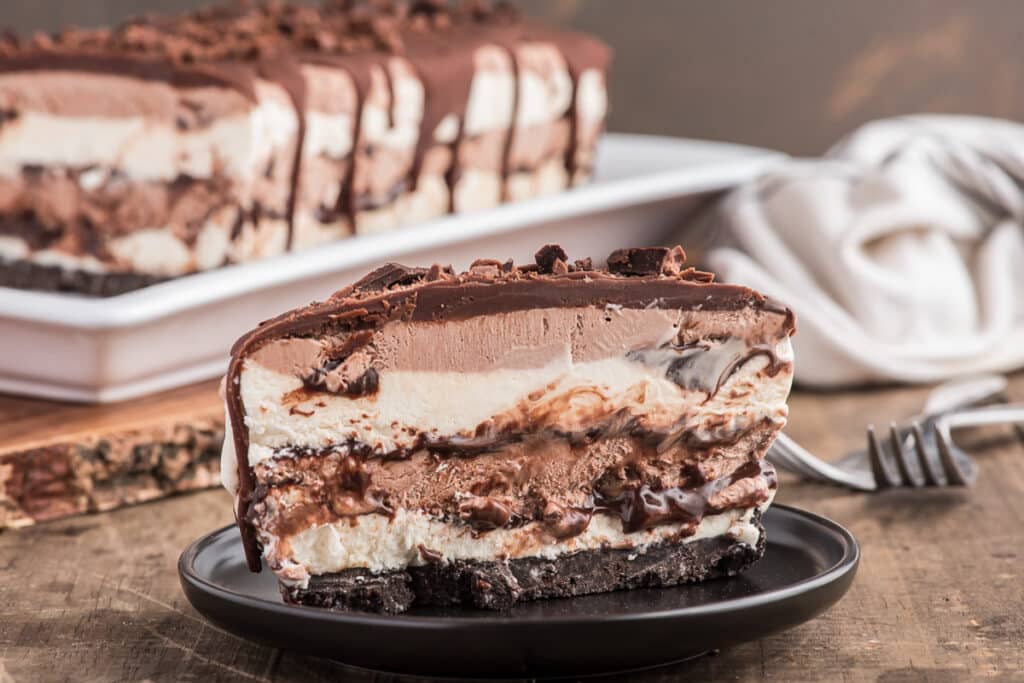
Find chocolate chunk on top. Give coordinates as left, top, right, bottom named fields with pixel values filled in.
left=352, top=263, right=429, bottom=293
left=608, top=246, right=688, bottom=276
left=534, top=244, right=569, bottom=274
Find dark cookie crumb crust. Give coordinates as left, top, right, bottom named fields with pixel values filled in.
left=282, top=513, right=765, bottom=613
left=0, top=258, right=166, bottom=296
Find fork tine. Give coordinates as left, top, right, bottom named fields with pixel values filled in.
left=933, top=424, right=972, bottom=486
left=911, top=422, right=942, bottom=486
left=868, top=425, right=897, bottom=489
left=889, top=422, right=919, bottom=487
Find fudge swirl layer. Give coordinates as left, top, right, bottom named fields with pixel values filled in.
left=222, top=246, right=796, bottom=586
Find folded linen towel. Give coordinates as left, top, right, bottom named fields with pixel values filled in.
left=697, top=115, right=1024, bottom=386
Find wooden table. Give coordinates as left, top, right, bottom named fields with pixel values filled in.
left=2, top=377, right=1023, bottom=682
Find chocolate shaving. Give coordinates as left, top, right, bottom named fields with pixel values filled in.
left=469, top=258, right=504, bottom=277
left=542, top=502, right=593, bottom=539
left=417, top=544, right=444, bottom=564
left=343, top=367, right=380, bottom=397
left=3, top=0, right=522, bottom=63
left=303, top=330, right=382, bottom=398
left=591, top=460, right=769, bottom=533
left=425, top=263, right=454, bottom=282
left=608, top=246, right=688, bottom=276
left=680, top=267, right=714, bottom=283
left=534, top=243, right=568, bottom=274
left=458, top=497, right=513, bottom=532
left=352, top=263, right=428, bottom=293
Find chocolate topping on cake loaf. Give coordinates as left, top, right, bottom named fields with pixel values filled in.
left=0, top=2, right=610, bottom=294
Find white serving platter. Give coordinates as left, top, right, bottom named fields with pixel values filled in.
left=0, top=134, right=784, bottom=403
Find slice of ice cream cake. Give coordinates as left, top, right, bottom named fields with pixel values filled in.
left=221, top=245, right=796, bottom=612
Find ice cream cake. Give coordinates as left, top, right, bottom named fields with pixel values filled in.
left=221, top=245, right=796, bottom=612
left=0, top=2, right=609, bottom=295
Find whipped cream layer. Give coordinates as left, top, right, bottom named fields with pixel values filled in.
left=235, top=307, right=793, bottom=466
left=275, top=499, right=772, bottom=584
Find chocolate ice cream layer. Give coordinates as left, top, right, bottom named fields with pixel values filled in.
left=221, top=245, right=796, bottom=611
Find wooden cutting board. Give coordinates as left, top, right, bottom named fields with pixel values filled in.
left=0, top=379, right=224, bottom=529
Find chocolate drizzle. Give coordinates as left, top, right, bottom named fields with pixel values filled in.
left=301, top=329, right=381, bottom=397
left=458, top=496, right=515, bottom=532
left=497, top=39, right=520, bottom=201
left=542, top=502, right=592, bottom=539
left=590, top=459, right=774, bottom=534
left=630, top=337, right=791, bottom=400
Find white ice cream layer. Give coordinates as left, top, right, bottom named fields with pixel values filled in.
left=464, top=69, right=515, bottom=136
left=238, top=337, right=793, bottom=466
left=303, top=111, right=353, bottom=159
left=360, top=66, right=424, bottom=150
left=279, top=498, right=773, bottom=580
left=515, top=44, right=574, bottom=129
left=576, top=68, right=608, bottom=122
left=0, top=235, right=107, bottom=273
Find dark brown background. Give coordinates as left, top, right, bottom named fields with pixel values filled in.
left=6, top=0, right=1022, bottom=155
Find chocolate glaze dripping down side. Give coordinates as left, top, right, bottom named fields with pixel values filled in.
left=445, top=114, right=466, bottom=213
left=403, top=23, right=476, bottom=196
left=381, top=57, right=396, bottom=130
left=546, top=28, right=611, bottom=182
left=328, top=53, right=372, bottom=232
left=255, top=52, right=307, bottom=253
left=497, top=42, right=520, bottom=202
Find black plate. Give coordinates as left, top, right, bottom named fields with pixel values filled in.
left=179, top=504, right=858, bottom=678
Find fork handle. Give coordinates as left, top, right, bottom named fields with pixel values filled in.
left=941, top=404, right=1024, bottom=430
left=772, top=433, right=877, bottom=491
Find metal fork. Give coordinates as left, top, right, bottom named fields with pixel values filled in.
left=767, top=375, right=1023, bottom=491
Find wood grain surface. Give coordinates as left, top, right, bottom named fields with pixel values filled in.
left=1, top=376, right=1022, bottom=681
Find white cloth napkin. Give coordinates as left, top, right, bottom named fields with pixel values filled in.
left=695, top=115, right=1024, bottom=387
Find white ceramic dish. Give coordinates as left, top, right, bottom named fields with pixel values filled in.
left=0, top=134, right=783, bottom=403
